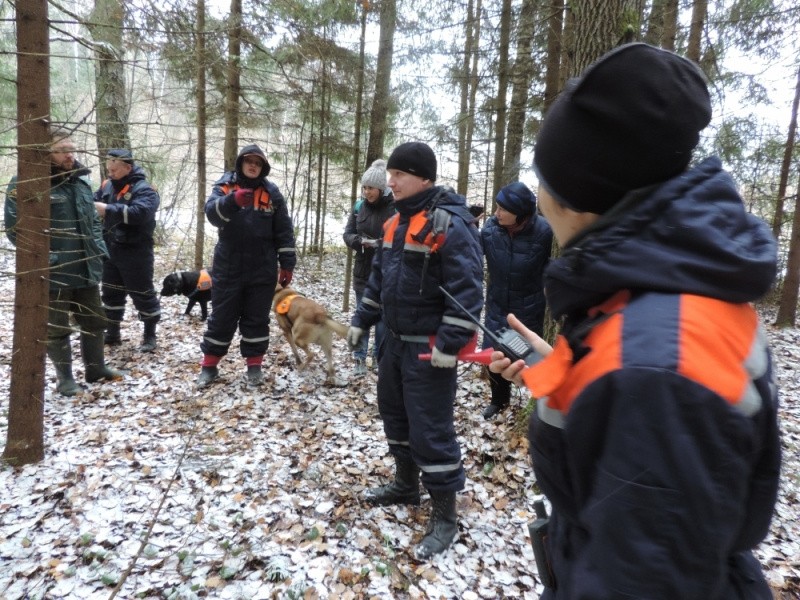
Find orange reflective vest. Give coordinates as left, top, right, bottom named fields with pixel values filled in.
left=221, top=183, right=272, bottom=211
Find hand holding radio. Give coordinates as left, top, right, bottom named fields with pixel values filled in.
left=488, top=313, right=551, bottom=386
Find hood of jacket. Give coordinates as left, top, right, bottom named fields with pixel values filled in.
left=110, top=164, right=147, bottom=193
left=235, top=144, right=271, bottom=187
left=545, top=156, right=777, bottom=320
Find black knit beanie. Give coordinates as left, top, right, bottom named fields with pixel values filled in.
left=387, top=142, right=437, bottom=181
left=534, top=43, right=711, bottom=214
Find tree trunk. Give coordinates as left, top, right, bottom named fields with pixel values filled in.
left=464, top=0, right=482, bottom=192
left=366, top=0, right=396, bottom=164
left=194, top=0, right=207, bottom=271
left=344, top=3, right=369, bottom=312
left=491, top=0, right=513, bottom=198
left=771, top=64, right=800, bottom=240
left=775, top=169, right=800, bottom=327
left=89, top=0, right=130, bottom=178
left=686, top=0, right=707, bottom=64
left=570, top=0, right=627, bottom=75
left=223, top=0, right=242, bottom=171
left=643, top=0, right=665, bottom=46
left=3, top=0, right=50, bottom=466
left=543, top=0, right=564, bottom=114
left=503, top=0, right=538, bottom=183
left=457, top=0, right=478, bottom=195
left=660, top=0, right=679, bottom=51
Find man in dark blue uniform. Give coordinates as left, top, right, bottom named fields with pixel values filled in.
left=94, top=149, right=161, bottom=352
left=348, top=142, right=484, bottom=561
left=197, top=144, right=296, bottom=387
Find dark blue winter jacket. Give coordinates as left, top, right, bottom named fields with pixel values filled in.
left=522, top=157, right=780, bottom=599
left=204, top=147, right=296, bottom=286
left=481, top=213, right=552, bottom=340
left=94, top=165, right=159, bottom=246
left=352, top=185, right=483, bottom=355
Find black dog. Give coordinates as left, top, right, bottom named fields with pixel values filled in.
left=160, top=269, right=212, bottom=320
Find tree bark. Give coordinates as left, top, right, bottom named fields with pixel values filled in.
left=223, top=0, right=242, bottom=171
left=686, top=0, right=707, bottom=64
left=771, top=64, right=800, bottom=240
left=3, top=0, right=50, bottom=466
left=570, top=0, right=627, bottom=75
left=366, top=0, right=396, bottom=164
left=775, top=169, right=800, bottom=327
left=89, top=0, right=131, bottom=178
left=194, top=0, right=207, bottom=271
left=344, top=3, right=369, bottom=312
left=503, top=0, right=538, bottom=183
left=543, top=0, right=564, bottom=114
left=660, top=0, right=679, bottom=50
left=643, top=0, right=665, bottom=46
left=491, top=0, right=513, bottom=198
left=456, top=0, right=477, bottom=195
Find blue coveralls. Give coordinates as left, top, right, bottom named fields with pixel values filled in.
left=352, top=185, right=484, bottom=492
left=201, top=146, right=296, bottom=359
left=94, top=165, right=161, bottom=325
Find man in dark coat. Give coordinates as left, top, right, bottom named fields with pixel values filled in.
left=5, top=127, right=123, bottom=395
left=197, top=144, right=296, bottom=388
left=480, top=182, right=552, bottom=419
left=348, top=142, right=484, bottom=561
left=94, top=149, right=162, bottom=352
left=342, top=158, right=395, bottom=375
left=490, top=44, right=780, bottom=598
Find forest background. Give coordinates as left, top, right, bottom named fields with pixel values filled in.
left=1, top=1, right=800, bottom=597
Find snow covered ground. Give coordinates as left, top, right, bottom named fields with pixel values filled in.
left=0, top=247, right=798, bottom=599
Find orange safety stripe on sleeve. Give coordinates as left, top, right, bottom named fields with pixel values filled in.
left=677, top=296, right=757, bottom=407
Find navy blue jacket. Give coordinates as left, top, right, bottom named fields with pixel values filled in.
left=524, top=158, right=780, bottom=599
left=343, top=190, right=395, bottom=292
left=94, top=165, right=159, bottom=246
left=204, top=155, right=296, bottom=285
left=352, top=186, right=483, bottom=355
left=481, top=213, right=552, bottom=340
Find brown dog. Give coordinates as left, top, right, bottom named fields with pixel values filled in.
left=272, top=285, right=349, bottom=386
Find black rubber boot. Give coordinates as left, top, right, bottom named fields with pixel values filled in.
left=246, top=365, right=264, bottom=387
left=104, top=321, right=121, bottom=346
left=47, top=338, right=82, bottom=396
left=482, top=403, right=505, bottom=420
left=364, top=455, right=421, bottom=506
left=197, top=366, right=219, bottom=387
left=139, top=321, right=157, bottom=353
left=413, top=491, right=458, bottom=561
left=81, top=333, right=124, bottom=383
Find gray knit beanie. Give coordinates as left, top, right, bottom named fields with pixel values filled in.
left=361, top=159, right=387, bottom=189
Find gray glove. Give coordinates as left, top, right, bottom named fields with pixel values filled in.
left=431, top=346, right=457, bottom=368
left=347, top=326, right=365, bottom=350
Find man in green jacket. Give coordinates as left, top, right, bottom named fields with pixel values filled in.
left=4, top=126, right=123, bottom=395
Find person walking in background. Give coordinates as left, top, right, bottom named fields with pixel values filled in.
left=348, top=142, right=484, bottom=561
left=4, top=126, right=123, bottom=396
left=342, top=158, right=394, bottom=376
left=197, top=144, right=296, bottom=388
left=93, top=149, right=162, bottom=352
left=480, top=182, right=552, bottom=419
left=490, top=43, right=780, bottom=598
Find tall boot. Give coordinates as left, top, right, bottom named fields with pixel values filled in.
left=364, top=455, right=421, bottom=506
left=139, top=321, right=157, bottom=353
left=413, top=491, right=458, bottom=561
left=104, top=321, right=121, bottom=346
left=81, top=333, right=124, bottom=383
left=47, top=338, right=82, bottom=396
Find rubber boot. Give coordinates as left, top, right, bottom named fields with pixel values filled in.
left=81, top=333, right=124, bottom=383
left=104, top=321, right=121, bottom=346
left=139, top=321, right=157, bottom=353
left=197, top=366, right=219, bottom=387
left=47, top=338, right=82, bottom=396
left=246, top=365, right=264, bottom=387
left=364, top=455, right=421, bottom=506
left=413, top=491, right=458, bottom=561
